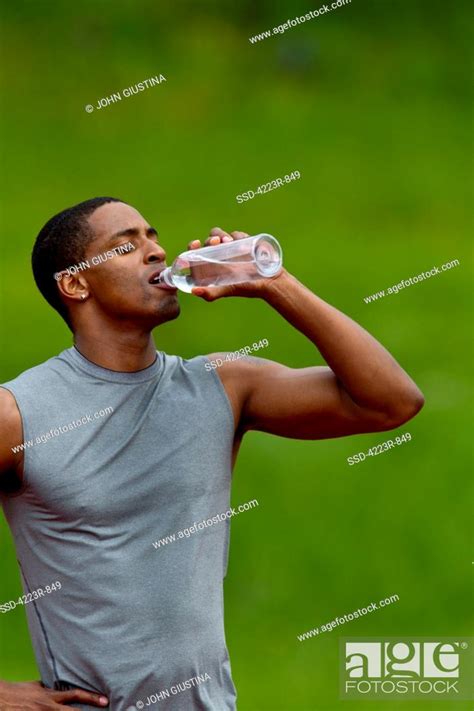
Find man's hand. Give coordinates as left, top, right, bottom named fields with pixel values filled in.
left=0, top=680, right=108, bottom=710
left=188, top=227, right=283, bottom=301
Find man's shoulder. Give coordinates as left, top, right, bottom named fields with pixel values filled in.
left=161, top=351, right=208, bottom=371
left=0, top=386, right=21, bottom=420
left=1, top=349, right=69, bottom=392
left=204, top=351, right=271, bottom=371
left=203, top=351, right=267, bottom=389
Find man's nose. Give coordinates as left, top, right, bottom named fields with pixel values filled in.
left=145, top=243, right=166, bottom=263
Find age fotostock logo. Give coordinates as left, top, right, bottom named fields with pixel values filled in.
left=340, top=638, right=473, bottom=700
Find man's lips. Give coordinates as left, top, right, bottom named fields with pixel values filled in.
left=147, top=269, right=177, bottom=292
left=154, top=282, right=177, bottom=292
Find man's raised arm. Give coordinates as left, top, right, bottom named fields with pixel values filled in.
left=193, top=229, right=423, bottom=440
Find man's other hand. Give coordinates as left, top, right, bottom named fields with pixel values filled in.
left=0, top=680, right=109, bottom=710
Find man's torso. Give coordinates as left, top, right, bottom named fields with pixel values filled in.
left=1, top=347, right=237, bottom=710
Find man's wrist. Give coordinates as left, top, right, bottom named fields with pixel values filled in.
left=260, top=268, right=299, bottom=306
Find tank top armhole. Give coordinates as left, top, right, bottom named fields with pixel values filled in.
left=0, top=385, right=32, bottom=491
left=199, top=356, right=236, bottom=433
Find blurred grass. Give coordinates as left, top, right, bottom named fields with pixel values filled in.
left=0, top=0, right=472, bottom=709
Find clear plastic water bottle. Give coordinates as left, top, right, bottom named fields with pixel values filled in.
left=157, top=233, right=283, bottom=293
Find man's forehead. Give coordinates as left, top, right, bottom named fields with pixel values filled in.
left=89, top=202, right=150, bottom=234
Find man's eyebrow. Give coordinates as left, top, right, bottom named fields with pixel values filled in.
left=106, top=226, right=159, bottom=244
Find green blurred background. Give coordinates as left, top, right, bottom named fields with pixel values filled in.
left=0, top=0, right=472, bottom=708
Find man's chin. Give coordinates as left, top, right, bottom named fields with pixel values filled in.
left=155, top=299, right=181, bottom=324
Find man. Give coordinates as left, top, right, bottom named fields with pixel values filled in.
left=0, top=197, right=423, bottom=710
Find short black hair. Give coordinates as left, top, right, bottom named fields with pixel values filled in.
left=32, top=197, right=124, bottom=329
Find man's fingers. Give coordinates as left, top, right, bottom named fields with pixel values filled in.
left=205, top=235, right=224, bottom=246
left=206, top=227, right=233, bottom=245
left=190, top=229, right=248, bottom=250
left=230, top=231, right=249, bottom=240
left=192, top=285, right=237, bottom=301
left=205, top=235, right=232, bottom=246
left=208, top=226, right=229, bottom=238
left=51, top=688, right=109, bottom=707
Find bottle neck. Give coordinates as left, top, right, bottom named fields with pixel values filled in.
left=160, top=267, right=174, bottom=287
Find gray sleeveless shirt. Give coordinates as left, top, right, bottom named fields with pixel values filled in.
left=1, top=347, right=237, bottom=710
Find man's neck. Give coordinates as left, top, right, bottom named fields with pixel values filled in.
left=73, top=329, right=158, bottom=372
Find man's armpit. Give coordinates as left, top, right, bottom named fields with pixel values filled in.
left=0, top=387, right=25, bottom=477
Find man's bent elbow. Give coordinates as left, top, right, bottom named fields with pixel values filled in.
left=380, top=386, right=425, bottom=430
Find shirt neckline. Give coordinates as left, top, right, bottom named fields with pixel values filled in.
left=62, top=346, right=164, bottom=384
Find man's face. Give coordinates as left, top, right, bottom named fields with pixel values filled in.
left=81, top=201, right=180, bottom=327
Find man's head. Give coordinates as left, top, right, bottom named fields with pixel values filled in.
left=32, top=198, right=180, bottom=332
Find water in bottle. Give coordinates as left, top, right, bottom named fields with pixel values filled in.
left=157, top=234, right=282, bottom=293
